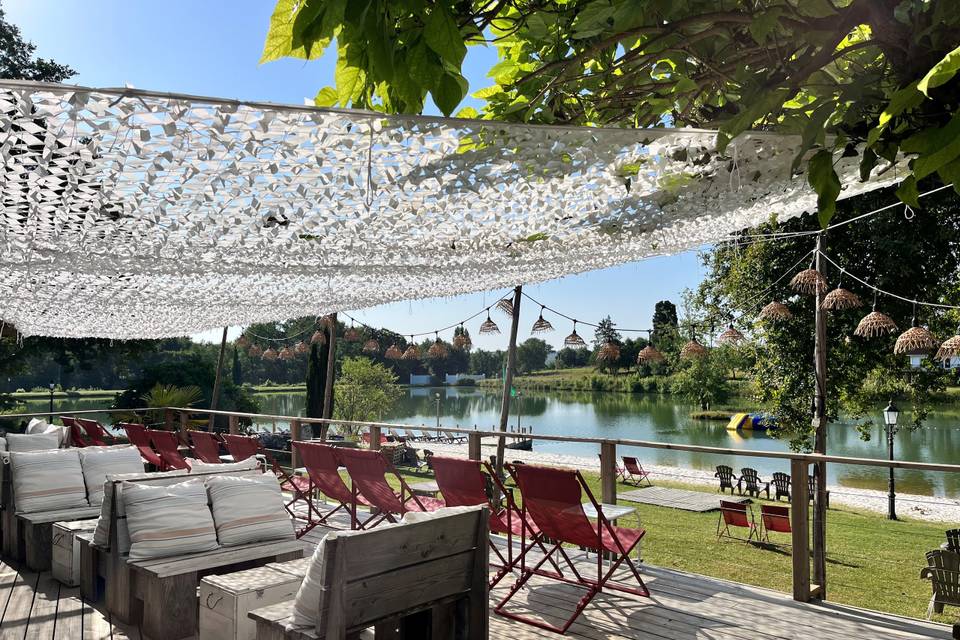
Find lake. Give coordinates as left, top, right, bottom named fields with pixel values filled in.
left=23, top=387, right=960, bottom=498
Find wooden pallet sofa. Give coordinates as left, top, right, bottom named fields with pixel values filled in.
left=1, top=431, right=138, bottom=571
left=86, top=459, right=309, bottom=640
left=248, top=506, right=489, bottom=640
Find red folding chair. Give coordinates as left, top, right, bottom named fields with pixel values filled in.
left=118, top=423, right=164, bottom=469
left=147, top=429, right=190, bottom=471
left=622, top=456, right=652, bottom=487
left=336, top=448, right=442, bottom=528
left=189, top=430, right=224, bottom=464
left=717, top=500, right=759, bottom=542
left=293, top=441, right=377, bottom=534
left=597, top=454, right=626, bottom=481
left=221, top=433, right=261, bottom=462
left=760, top=504, right=791, bottom=542
left=75, top=418, right=111, bottom=446
left=431, top=455, right=562, bottom=588
left=60, top=416, right=89, bottom=447
left=495, top=463, right=649, bottom=635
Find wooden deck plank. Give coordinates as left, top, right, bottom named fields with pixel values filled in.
left=0, top=566, right=38, bottom=639
left=80, top=595, right=113, bottom=640
left=51, top=586, right=82, bottom=640
left=0, top=559, right=19, bottom=624
left=26, top=573, right=60, bottom=638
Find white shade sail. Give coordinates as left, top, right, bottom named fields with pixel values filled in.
left=0, top=80, right=904, bottom=339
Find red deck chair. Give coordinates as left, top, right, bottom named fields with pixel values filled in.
left=717, top=500, right=759, bottom=542
left=118, top=423, right=164, bottom=469
left=336, top=448, right=442, bottom=528
left=189, top=430, right=224, bottom=464
left=360, top=432, right=388, bottom=447
left=760, top=505, right=791, bottom=542
left=622, top=456, right=652, bottom=487
left=496, top=463, right=649, bottom=634
left=147, top=429, right=190, bottom=471
left=430, top=456, right=562, bottom=588
left=60, top=416, right=89, bottom=448
left=293, top=441, right=377, bottom=534
left=597, top=454, right=626, bottom=481
left=75, top=418, right=111, bottom=446
left=221, top=433, right=261, bottom=462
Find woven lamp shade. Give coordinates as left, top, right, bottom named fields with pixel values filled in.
left=717, top=325, right=744, bottom=344
left=278, top=346, right=294, bottom=360
left=531, top=312, right=554, bottom=334
left=936, top=333, right=960, bottom=361
left=853, top=311, right=898, bottom=338
left=479, top=313, right=500, bottom=335
left=757, top=301, right=793, bottom=322
left=453, top=331, right=472, bottom=350
left=427, top=339, right=448, bottom=359
left=790, top=269, right=828, bottom=295
left=496, top=298, right=514, bottom=316
left=564, top=328, right=586, bottom=347
left=893, top=326, right=938, bottom=355
left=343, top=326, right=361, bottom=342
left=235, top=334, right=250, bottom=349
left=401, top=342, right=421, bottom=360
left=637, top=345, right=665, bottom=364
left=362, top=338, right=380, bottom=354
left=310, top=330, right=326, bottom=346
left=262, top=347, right=278, bottom=361
left=248, top=344, right=263, bottom=358
left=680, top=339, right=708, bottom=360
left=596, top=342, right=621, bottom=363
left=821, top=287, right=862, bottom=311
left=384, top=344, right=403, bottom=359
left=294, top=341, right=309, bottom=355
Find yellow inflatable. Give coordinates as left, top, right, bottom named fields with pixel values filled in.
left=726, top=413, right=752, bottom=431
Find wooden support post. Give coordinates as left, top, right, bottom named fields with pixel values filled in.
left=370, top=425, right=381, bottom=451
left=178, top=411, right=188, bottom=442
left=791, top=458, right=811, bottom=602
left=812, top=237, right=828, bottom=597
left=209, top=326, right=229, bottom=430
left=228, top=414, right=239, bottom=436
left=164, top=408, right=174, bottom=430
left=468, top=432, right=482, bottom=461
left=600, top=441, right=617, bottom=505
left=495, top=285, right=522, bottom=479
left=290, top=420, right=301, bottom=470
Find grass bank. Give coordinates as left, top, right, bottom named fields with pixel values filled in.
left=10, top=389, right=119, bottom=400
left=388, top=465, right=946, bottom=624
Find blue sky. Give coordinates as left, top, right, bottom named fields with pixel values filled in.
left=9, top=0, right=705, bottom=349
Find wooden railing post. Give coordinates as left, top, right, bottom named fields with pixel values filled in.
left=164, top=408, right=174, bottom=430
left=370, top=426, right=381, bottom=451
left=178, top=411, right=188, bottom=440
left=228, top=414, right=239, bottom=436
left=290, top=420, right=301, bottom=471
left=791, top=458, right=811, bottom=602
left=600, top=441, right=617, bottom=505
left=468, top=432, right=482, bottom=461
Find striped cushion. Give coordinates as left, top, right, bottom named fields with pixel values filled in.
left=9, top=449, right=89, bottom=513
left=122, top=479, right=219, bottom=561
left=91, top=468, right=189, bottom=549
left=78, top=446, right=145, bottom=506
left=187, top=456, right=259, bottom=473
left=6, top=432, right=61, bottom=452
left=206, top=474, right=294, bottom=546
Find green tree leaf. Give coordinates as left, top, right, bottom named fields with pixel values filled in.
left=313, top=86, right=339, bottom=107
left=335, top=54, right=367, bottom=105
left=571, top=1, right=615, bottom=39
left=432, top=70, right=468, bottom=116
left=424, top=5, right=467, bottom=67
left=866, top=82, right=923, bottom=147
left=895, top=175, right=919, bottom=209
left=807, top=150, right=841, bottom=227
left=912, top=111, right=960, bottom=180
left=749, top=8, right=783, bottom=44
left=918, top=45, right=960, bottom=96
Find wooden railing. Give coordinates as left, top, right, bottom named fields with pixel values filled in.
left=8, top=405, right=960, bottom=606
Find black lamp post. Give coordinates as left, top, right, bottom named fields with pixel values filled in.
left=434, top=391, right=442, bottom=439
left=48, top=380, right=56, bottom=421
left=516, top=392, right=523, bottom=432
left=883, top=400, right=899, bottom=521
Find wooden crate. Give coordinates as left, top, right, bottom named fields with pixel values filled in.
left=199, top=565, right=301, bottom=640
left=52, top=519, right=100, bottom=587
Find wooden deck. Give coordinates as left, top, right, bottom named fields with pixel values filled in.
left=1, top=545, right=951, bottom=639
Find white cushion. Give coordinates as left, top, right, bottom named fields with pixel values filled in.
left=5, top=432, right=60, bottom=452
left=206, top=474, right=294, bottom=546
left=26, top=418, right=48, bottom=434
left=0, top=437, right=6, bottom=451
left=288, top=506, right=480, bottom=630
left=122, top=479, right=219, bottom=561
left=9, top=448, right=89, bottom=513
left=187, top=456, right=259, bottom=473
left=91, top=468, right=189, bottom=549
left=78, top=446, right=145, bottom=506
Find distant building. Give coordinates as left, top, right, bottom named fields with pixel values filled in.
left=445, top=373, right=486, bottom=385
left=908, top=354, right=960, bottom=369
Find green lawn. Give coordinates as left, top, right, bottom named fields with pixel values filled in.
left=387, top=466, right=948, bottom=624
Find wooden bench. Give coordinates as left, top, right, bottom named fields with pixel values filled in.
left=249, top=507, right=489, bottom=640
left=92, top=467, right=309, bottom=640
left=0, top=451, right=102, bottom=570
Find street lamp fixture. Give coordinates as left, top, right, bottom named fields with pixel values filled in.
left=434, top=392, right=442, bottom=439
left=48, top=380, right=56, bottom=421
left=883, top=400, right=899, bottom=520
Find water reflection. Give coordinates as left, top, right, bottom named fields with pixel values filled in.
left=23, top=388, right=960, bottom=497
